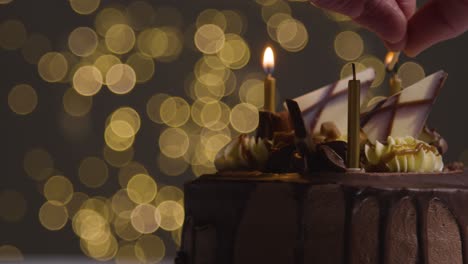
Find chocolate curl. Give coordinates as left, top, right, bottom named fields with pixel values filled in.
left=285, top=99, right=309, bottom=168
left=256, top=111, right=292, bottom=140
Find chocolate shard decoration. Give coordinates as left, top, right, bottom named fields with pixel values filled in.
left=362, top=71, right=447, bottom=144
left=427, top=199, right=462, bottom=264
left=288, top=68, right=375, bottom=135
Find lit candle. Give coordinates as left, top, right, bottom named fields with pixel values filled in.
left=262, top=47, right=276, bottom=113
left=347, top=63, right=361, bottom=169
left=385, top=51, right=402, bottom=95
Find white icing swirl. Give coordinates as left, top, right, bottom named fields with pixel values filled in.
left=214, top=135, right=271, bottom=171
left=365, top=136, right=443, bottom=172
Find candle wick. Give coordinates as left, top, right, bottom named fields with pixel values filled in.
left=351, top=63, right=356, bottom=80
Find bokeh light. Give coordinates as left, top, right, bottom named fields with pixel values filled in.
left=38, top=52, right=69, bottom=82
left=127, top=174, right=158, bottom=204
left=95, top=8, right=128, bottom=36
left=398, top=61, right=426, bottom=88
left=334, top=31, right=364, bottom=61
left=156, top=201, right=184, bottom=231
left=79, top=157, right=109, bottom=188
left=159, top=127, right=190, bottom=158
left=276, top=18, right=308, bottom=52
left=239, top=77, right=264, bottom=108
left=94, top=54, right=121, bottom=83
left=44, top=175, right=74, bottom=205
left=217, top=34, right=250, bottom=69
left=135, top=235, right=166, bottom=263
left=131, top=204, right=161, bottom=234
left=115, top=244, right=139, bottom=264
left=105, top=24, right=135, bottom=54
left=69, top=0, right=100, bottom=15
left=0, top=245, right=23, bottom=262
left=110, top=107, right=141, bottom=138
left=154, top=186, right=184, bottom=207
left=68, top=27, right=99, bottom=57
left=137, top=28, right=169, bottom=58
left=194, top=24, right=225, bottom=55
left=359, top=55, right=385, bottom=88
left=230, top=103, right=259, bottom=133
left=106, top=64, right=137, bottom=94
left=126, top=53, right=155, bottom=83
left=261, top=0, right=292, bottom=22
left=0, top=19, right=27, bottom=50
left=340, top=61, right=366, bottom=79
left=114, top=212, right=142, bottom=241
left=0, top=190, right=27, bottom=222
left=103, top=146, right=134, bottom=168
left=146, top=93, right=170, bottom=124
left=160, top=97, right=190, bottom=127
left=126, top=1, right=155, bottom=30
left=157, top=154, right=189, bottom=176
left=39, top=201, right=69, bottom=231
left=8, top=84, right=37, bottom=115
left=73, top=65, right=103, bottom=96
left=63, top=88, right=93, bottom=117
left=23, top=148, right=54, bottom=181
left=66, top=192, right=89, bottom=220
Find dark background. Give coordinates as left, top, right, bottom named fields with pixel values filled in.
left=2, top=0, right=468, bottom=261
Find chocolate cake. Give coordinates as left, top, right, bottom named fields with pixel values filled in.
left=178, top=170, right=467, bottom=264
left=176, top=67, right=466, bottom=264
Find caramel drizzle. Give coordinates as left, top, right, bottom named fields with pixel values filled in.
left=380, top=142, right=440, bottom=165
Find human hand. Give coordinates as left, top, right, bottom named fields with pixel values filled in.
left=310, top=0, right=468, bottom=56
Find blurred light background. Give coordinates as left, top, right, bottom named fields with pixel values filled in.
left=1, top=0, right=468, bottom=262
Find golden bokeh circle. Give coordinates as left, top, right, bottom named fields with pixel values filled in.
left=160, top=97, right=191, bottom=127
left=44, top=175, right=74, bottom=206
left=94, top=54, right=121, bottom=82
left=398, top=61, right=426, bottom=88
left=106, top=64, right=137, bottom=95
left=261, top=0, right=292, bottom=22
left=63, top=88, right=93, bottom=117
left=0, top=19, right=27, bottom=50
left=334, top=31, right=364, bottom=61
left=239, top=78, right=264, bottom=108
left=230, top=103, right=259, bottom=133
left=110, top=106, right=141, bottom=137
left=115, top=244, right=139, bottom=264
left=73, top=65, right=103, bottom=96
left=194, top=24, right=225, bottom=55
left=95, top=8, right=127, bottom=37
left=79, top=157, right=109, bottom=188
left=69, top=0, right=100, bottom=15
left=156, top=201, right=185, bottom=231
left=267, top=13, right=292, bottom=42
left=80, top=197, right=113, bottom=222
left=159, top=127, right=190, bottom=158
left=217, top=34, right=250, bottom=69
left=73, top=209, right=109, bottom=241
left=0, top=245, right=23, bottom=262
left=126, top=53, right=155, bottom=83
left=104, top=123, right=135, bottom=151
left=0, top=190, right=27, bottom=222
left=21, top=33, right=52, bottom=64
left=127, top=174, right=158, bottom=204
left=131, top=204, right=161, bottom=234
left=111, top=189, right=137, bottom=216
left=126, top=1, right=155, bottom=30
left=68, top=27, right=99, bottom=57
left=105, top=24, right=135, bottom=55
left=137, top=28, right=169, bottom=58
left=154, top=186, right=184, bottom=207
left=8, top=84, right=37, bottom=115
left=38, top=52, right=69, bottom=82
left=196, top=9, right=227, bottom=30
left=135, top=235, right=166, bottom=263
left=276, top=18, right=308, bottom=52
left=146, top=93, right=170, bottom=124
left=222, top=10, right=246, bottom=35
left=39, top=201, right=69, bottom=231
left=114, top=212, right=141, bottom=241
left=23, top=148, right=54, bottom=181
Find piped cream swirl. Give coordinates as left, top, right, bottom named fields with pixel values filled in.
left=365, top=136, right=443, bottom=172
left=214, top=135, right=271, bottom=171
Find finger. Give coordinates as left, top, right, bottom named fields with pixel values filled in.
left=384, top=35, right=407, bottom=51
left=396, top=0, right=416, bottom=18
left=405, top=0, right=468, bottom=57
left=311, top=0, right=407, bottom=43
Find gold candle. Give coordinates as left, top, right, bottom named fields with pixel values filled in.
left=262, top=47, right=276, bottom=112
left=385, top=51, right=402, bottom=95
left=347, top=63, right=361, bottom=169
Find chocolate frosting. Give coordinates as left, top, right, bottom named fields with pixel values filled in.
left=179, top=170, right=468, bottom=264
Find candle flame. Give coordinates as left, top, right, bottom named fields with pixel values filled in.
left=385, top=51, right=400, bottom=71
left=263, top=46, right=275, bottom=75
